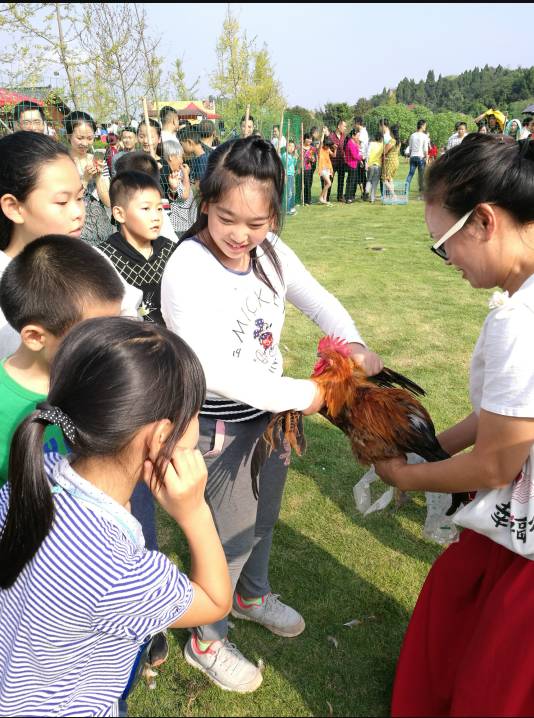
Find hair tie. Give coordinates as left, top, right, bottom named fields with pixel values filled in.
left=35, top=402, right=77, bottom=444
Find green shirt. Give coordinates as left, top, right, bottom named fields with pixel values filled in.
left=0, top=361, right=67, bottom=487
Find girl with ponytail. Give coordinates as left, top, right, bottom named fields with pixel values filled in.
left=0, top=317, right=231, bottom=716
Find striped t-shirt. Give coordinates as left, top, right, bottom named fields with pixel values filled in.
left=0, top=457, right=193, bottom=717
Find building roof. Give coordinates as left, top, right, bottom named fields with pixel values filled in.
left=0, top=87, right=43, bottom=108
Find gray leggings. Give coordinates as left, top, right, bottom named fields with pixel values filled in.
left=196, top=414, right=289, bottom=641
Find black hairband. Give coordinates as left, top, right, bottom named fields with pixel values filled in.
left=35, top=402, right=77, bottom=444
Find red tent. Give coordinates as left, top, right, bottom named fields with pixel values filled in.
left=0, top=88, right=43, bottom=108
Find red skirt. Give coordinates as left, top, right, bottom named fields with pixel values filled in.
left=392, top=528, right=534, bottom=717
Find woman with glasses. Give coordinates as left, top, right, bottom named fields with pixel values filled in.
left=376, top=133, right=534, bottom=717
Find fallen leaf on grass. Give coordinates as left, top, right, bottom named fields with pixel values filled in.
left=343, top=619, right=362, bottom=628
left=327, top=635, right=339, bottom=648
left=227, top=620, right=235, bottom=629
left=327, top=701, right=334, bottom=717
left=257, top=658, right=265, bottom=673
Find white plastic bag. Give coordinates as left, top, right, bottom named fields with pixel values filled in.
left=424, top=491, right=459, bottom=545
left=353, top=465, right=394, bottom=516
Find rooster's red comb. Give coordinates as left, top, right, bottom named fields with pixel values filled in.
left=317, top=336, right=352, bottom=356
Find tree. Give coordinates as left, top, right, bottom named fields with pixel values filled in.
left=320, top=102, right=352, bottom=129
left=169, top=57, right=200, bottom=100
left=80, top=3, right=144, bottom=121
left=0, top=2, right=84, bottom=108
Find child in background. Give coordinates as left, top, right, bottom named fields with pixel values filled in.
left=343, top=129, right=362, bottom=203
left=114, top=151, right=179, bottom=243
left=0, top=132, right=142, bottom=359
left=302, top=133, right=317, bottom=205
left=0, top=316, right=232, bottom=716
left=177, top=127, right=208, bottom=185
left=318, top=136, right=335, bottom=205
left=282, top=140, right=298, bottom=215
left=161, top=136, right=383, bottom=693
left=102, top=171, right=176, bottom=326
left=162, top=140, right=199, bottom=238
left=365, top=132, right=384, bottom=203
left=0, top=235, right=124, bottom=487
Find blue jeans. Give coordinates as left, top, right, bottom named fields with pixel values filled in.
left=286, top=174, right=295, bottom=212
left=405, top=157, right=426, bottom=192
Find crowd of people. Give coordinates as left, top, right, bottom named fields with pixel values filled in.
left=1, top=96, right=534, bottom=717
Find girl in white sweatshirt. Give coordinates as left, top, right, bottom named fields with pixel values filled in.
left=161, top=136, right=383, bottom=693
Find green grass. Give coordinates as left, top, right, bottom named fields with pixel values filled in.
left=129, top=163, right=487, bottom=717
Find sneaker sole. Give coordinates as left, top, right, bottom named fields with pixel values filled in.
left=230, top=609, right=306, bottom=638
left=183, top=643, right=263, bottom=693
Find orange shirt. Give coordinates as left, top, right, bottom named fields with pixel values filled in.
left=317, top=147, right=333, bottom=175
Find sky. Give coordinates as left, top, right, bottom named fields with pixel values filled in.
left=147, top=2, right=534, bottom=108
left=1, top=3, right=533, bottom=110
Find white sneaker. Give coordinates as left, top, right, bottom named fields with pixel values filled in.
left=231, top=593, right=305, bottom=638
left=184, top=635, right=263, bottom=693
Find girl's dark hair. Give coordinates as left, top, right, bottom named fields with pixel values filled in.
left=390, top=124, right=400, bottom=145
left=64, top=110, right=97, bottom=135
left=0, top=132, right=70, bottom=250
left=425, top=134, right=534, bottom=224
left=181, top=136, right=285, bottom=295
left=374, top=131, right=382, bottom=142
left=303, top=132, right=312, bottom=141
left=417, top=119, right=426, bottom=130
left=0, top=317, right=206, bottom=588
left=323, top=137, right=334, bottom=148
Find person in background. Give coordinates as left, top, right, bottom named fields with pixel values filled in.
left=198, top=120, right=216, bottom=154
left=281, top=139, right=298, bottom=215
left=64, top=110, right=112, bottom=246
left=104, top=132, right=120, bottom=174
left=343, top=129, right=362, bottom=203
left=328, top=118, right=347, bottom=202
left=405, top=119, right=430, bottom=195
left=353, top=116, right=369, bottom=200
left=365, top=132, right=384, bottom=203
left=302, top=133, right=317, bottom=206
left=520, top=116, right=533, bottom=139
left=446, top=121, right=468, bottom=151
left=111, top=126, right=138, bottom=176
left=427, top=140, right=438, bottom=164
left=12, top=101, right=46, bottom=133
left=382, top=124, right=401, bottom=195
left=137, top=118, right=172, bottom=199
left=159, top=105, right=182, bottom=146
left=178, top=127, right=208, bottom=185
left=478, top=124, right=488, bottom=134
left=318, top=135, right=335, bottom=205
left=504, top=118, right=522, bottom=141
left=271, top=125, right=286, bottom=153
left=240, top=114, right=255, bottom=138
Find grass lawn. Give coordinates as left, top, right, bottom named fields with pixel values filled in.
left=129, top=162, right=488, bottom=717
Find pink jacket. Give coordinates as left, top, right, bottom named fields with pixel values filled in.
left=344, top=139, right=362, bottom=169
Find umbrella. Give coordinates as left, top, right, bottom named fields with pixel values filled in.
left=522, top=104, right=534, bottom=114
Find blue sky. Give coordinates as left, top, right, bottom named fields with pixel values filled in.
left=149, top=2, right=534, bottom=108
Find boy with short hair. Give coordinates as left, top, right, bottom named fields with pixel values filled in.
left=102, top=171, right=177, bottom=324
left=281, top=140, right=298, bottom=215
left=0, top=234, right=124, bottom=486
left=177, top=128, right=208, bottom=184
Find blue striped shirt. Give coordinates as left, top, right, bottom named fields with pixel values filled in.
left=0, top=457, right=193, bottom=716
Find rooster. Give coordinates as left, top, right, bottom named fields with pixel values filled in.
left=252, top=336, right=467, bottom=513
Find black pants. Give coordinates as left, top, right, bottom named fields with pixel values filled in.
left=327, top=164, right=345, bottom=201
left=303, top=169, right=314, bottom=204
left=356, top=162, right=367, bottom=196
left=344, top=167, right=358, bottom=201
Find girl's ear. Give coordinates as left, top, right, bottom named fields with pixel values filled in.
left=112, top=205, right=126, bottom=224
left=200, top=200, right=209, bottom=215
left=146, top=419, right=174, bottom=463
left=0, top=194, right=25, bottom=225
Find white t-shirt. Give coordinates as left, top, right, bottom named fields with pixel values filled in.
left=161, top=234, right=365, bottom=414
left=470, top=275, right=534, bottom=420
left=408, top=131, right=430, bottom=159
left=357, top=127, right=369, bottom=159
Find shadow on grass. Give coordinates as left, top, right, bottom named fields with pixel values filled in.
left=293, top=417, right=441, bottom=568
left=130, top=516, right=408, bottom=718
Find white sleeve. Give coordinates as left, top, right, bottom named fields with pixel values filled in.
left=481, top=305, right=534, bottom=417
left=275, top=238, right=365, bottom=346
left=161, top=249, right=317, bottom=413
left=93, top=246, right=143, bottom=319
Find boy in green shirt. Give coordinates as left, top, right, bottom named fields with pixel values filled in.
left=0, top=235, right=124, bottom=485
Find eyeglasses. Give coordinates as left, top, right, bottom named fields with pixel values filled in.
left=430, top=209, right=474, bottom=261
left=20, top=119, right=44, bottom=128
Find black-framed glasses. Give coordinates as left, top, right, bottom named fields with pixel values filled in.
left=430, top=209, right=474, bottom=261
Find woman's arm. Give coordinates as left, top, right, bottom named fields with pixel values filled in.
left=376, top=409, right=534, bottom=493
left=437, top=411, right=478, bottom=455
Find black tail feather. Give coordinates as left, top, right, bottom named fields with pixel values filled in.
left=369, top=367, right=426, bottom=397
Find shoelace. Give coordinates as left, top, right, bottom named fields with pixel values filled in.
left=214, top=640, right=246, bottom=675
left=264, top=593, right=286, bottom=618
